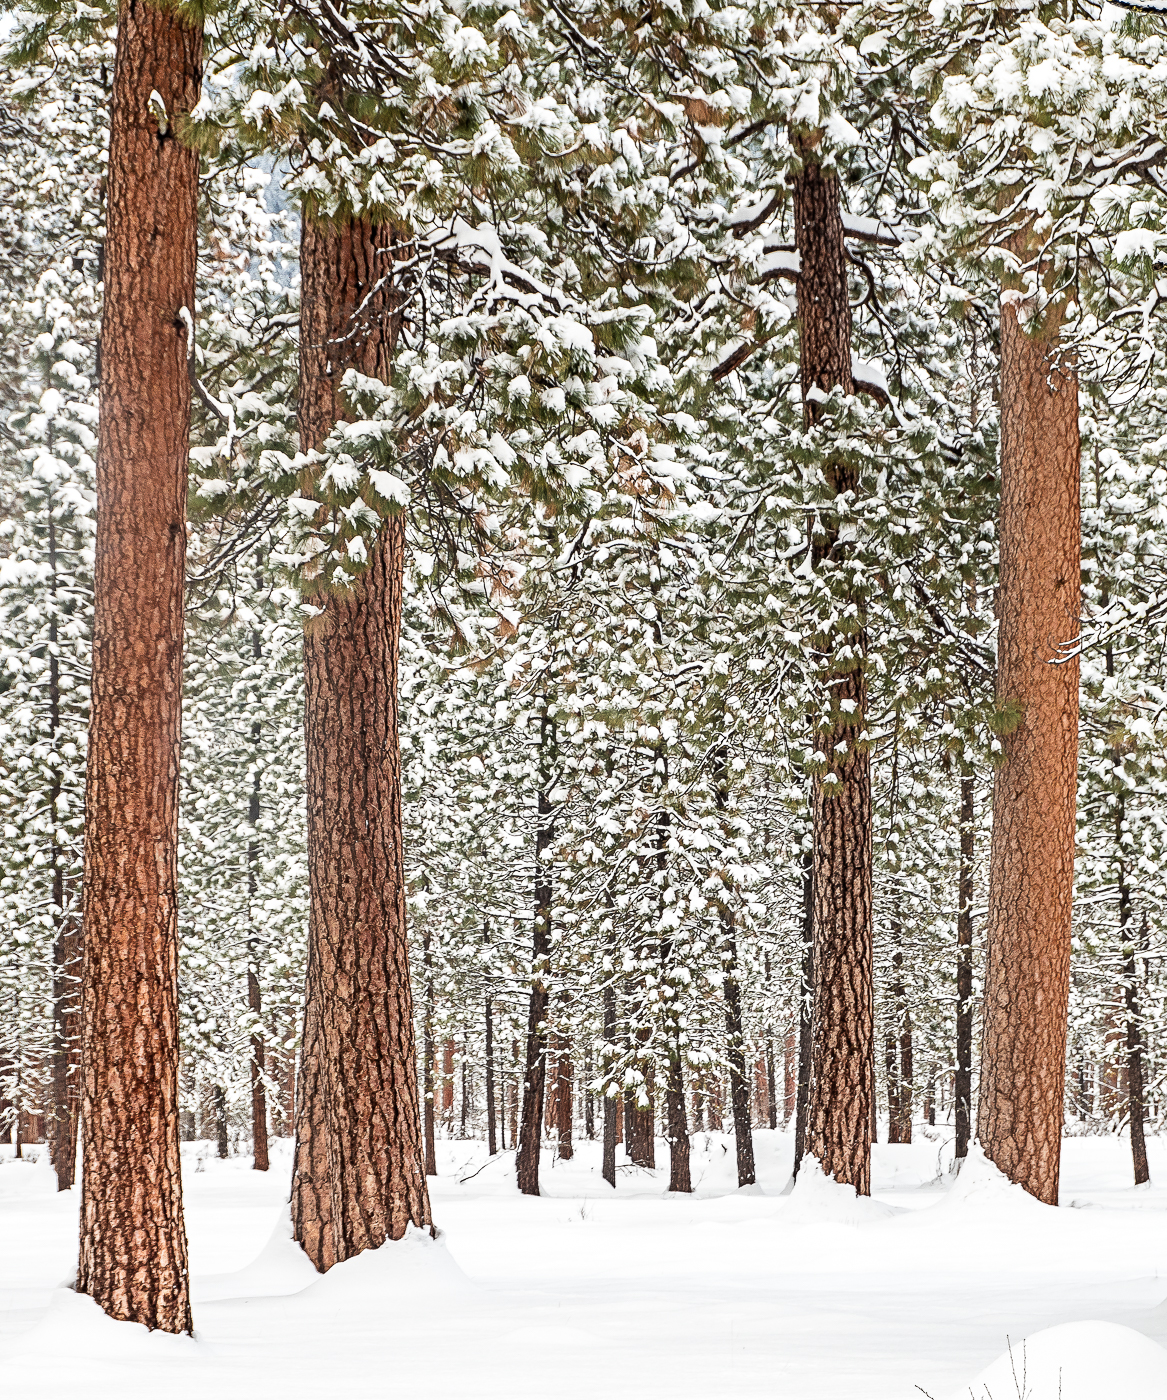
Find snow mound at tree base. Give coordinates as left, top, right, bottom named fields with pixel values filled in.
left=13, top=1288, right=199, bottom=1361
left=949, top=1321, right=1167, bottom=1400
left=304, top=1222, right=472, bottom=1302
left=934, top=1145, right=1055, bottom=1218
left=783, top=1157, right=897, bottom=1225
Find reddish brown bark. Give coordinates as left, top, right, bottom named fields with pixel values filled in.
left=978, top=298, right=1079, bottom=1206
left=290, top=216, right=431, bottom=1269
left=77, top=0, right=201, bottom=1334
left=795, top=144, right=874, bottom=1196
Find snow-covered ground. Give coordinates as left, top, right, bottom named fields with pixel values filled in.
left=2, top=1128, right=1167, bottom=1398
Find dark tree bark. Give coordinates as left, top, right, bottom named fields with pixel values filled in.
left=793, top=839, right=814, bottom=1178
left=954, top=772, right=975, bottom=1161
left=422, top=926, right=437, bottom=1175
left=247, top=958, right=268, bottom=1171
left=978, top=296, right=1078, bottom=1207
left=78, top=0, right=201, bottom=1334
left=556, top=1036, right=573, bottom=1161
left=485, top=995, right=498, bottom=1156
left=247, top=683, right=269, bottom=1173
left=886, top=927, right=912, bottom=1144
left=602, top=926, right=618, bottom=1188
left=290, top=215, right=432, bottom=1270
left=517, top=709, right=554, bottom=1196
left=713, top=745, right=754, bottom=1186
left=46, top=497, right=81, bottom=1193
left=794, top=142, right=874, bottom=1196
left=628, top=1063, right=656, bottom=1168
left=213, top=1084, right=229, bottom=1159
left=1125, top=914, right=1150, bottom=1187
left=584, top=1047, right=595, bottom=1140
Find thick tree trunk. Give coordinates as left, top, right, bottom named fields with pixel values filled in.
left=78, top=0, right=201, bottom=1333
left=794, top=144, right=874, bottom=1196
left=793, top=840, right=814, bottom=1178
left=954, top=772, right=975, bottom=1161
left=517, top=725, right=554, bottom=1196
left=290, top=216, right=432, bottom=1270
left=978, top=298, right=1079, bottom=1207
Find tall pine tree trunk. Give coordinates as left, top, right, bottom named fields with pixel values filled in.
left=954, top=771, right=975, bottom=1161
left=47, top=497, right=81, bottom=1192
left=716, top=741, right=755, bottom=1186
left=422, top=926, right=437, bottom=1175
left=517, top=708, right=554, bottom=1195
left=485, top=994, right=497, bottom=1156
left=247, top=691, right=269, bottom=1172
left=290, top=216, right=431, bottom=1269
left=1125, top=914, right=1150, bottom=1187
left=795, top=144, right=873, bottom=1196
left=978, top=296, right=1078, bottom=1207
left=793, top=839, right=813, bottom=1178
left=78, top=0, right=201, bottom=1333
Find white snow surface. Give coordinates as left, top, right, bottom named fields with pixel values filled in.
left=3, top=1130, right=1167, bottom=1398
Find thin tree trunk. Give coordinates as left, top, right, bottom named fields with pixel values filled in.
left=248, top=962, right=268, bottom=1171
left=795, top=144, right=874, bottom=1196
left=247, top=681, right=269, bottom=1172
left=78, top=0, right=201, bottom=1333
left=290, top=215, right=432, bottom=1269
left=213, top=1084, right=229, bottom=1159
left=1126, top=914, right=1150, bottom=1186
left=714, top=745, right=755, bottom=1185
left=602, top=921, right=618, bottom=1188
left=47, top=490, right=81, bottom=1192
left=978, top=294, right=1078, bottom=1207
left=556, top=1036, right=573, bottom=1160
left=885, top=1027, right=900, bottom=1144
left=422, top=927, right=437, bottom=1175
left=485, top=995, right=497, bottom=1156
left=517, top=711, right=554, bottom=1195
left=887, top=927, right=912, bottom=1144
left=954, top=771, right=975, bottom=1161
left=793, top=839, right=814, bottom=1178
left=584, top=1047, right=595, bottom=1141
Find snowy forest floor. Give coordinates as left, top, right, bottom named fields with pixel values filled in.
left=2, top=1131, right=1167, bottom=1398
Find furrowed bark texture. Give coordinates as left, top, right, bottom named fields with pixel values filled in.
left=954, top=772, right=974, bottom=1160
left=290, top=216, right=432, bottom=1270
left=78, top=0, right=201, bottom=1334
left=795, top=148, right=873, bottom=1196
left=978, top=300, right=1079, bottom=1207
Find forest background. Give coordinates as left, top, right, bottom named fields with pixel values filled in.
left=1, top=0, right=1167, bottom=1338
